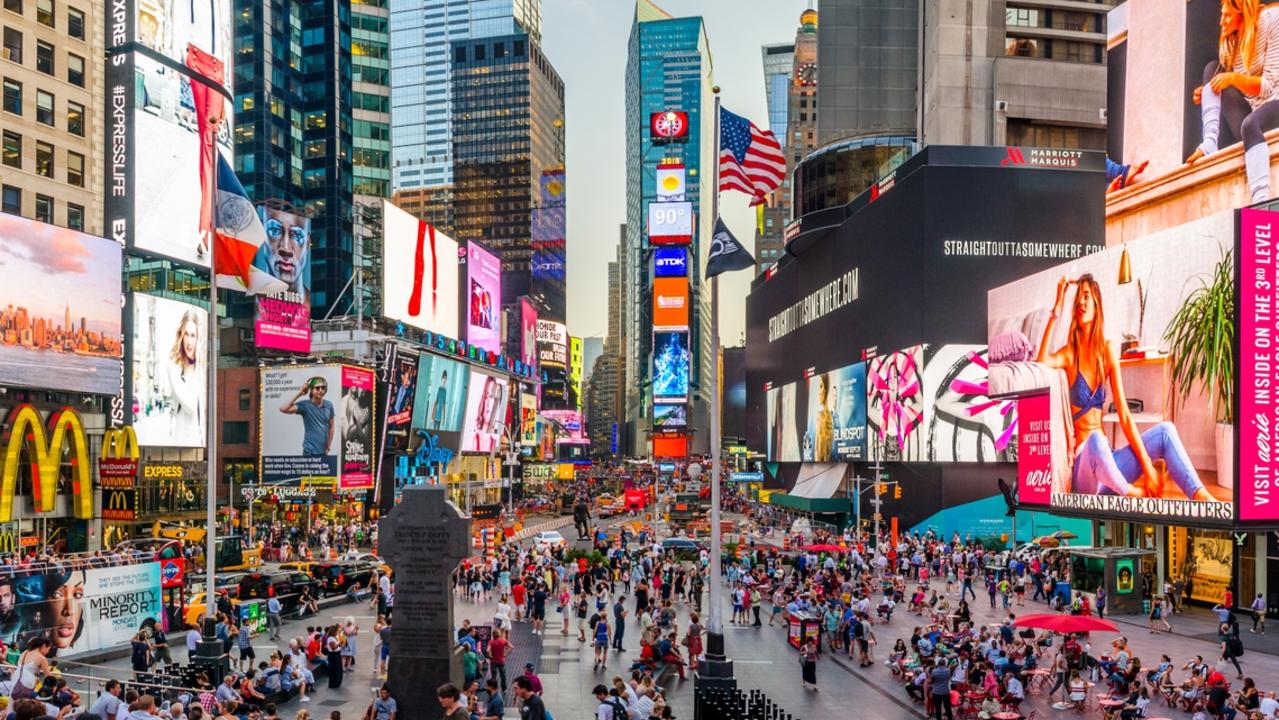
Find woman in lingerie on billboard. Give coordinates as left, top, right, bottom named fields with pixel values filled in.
left=1187, top=0, right=1279, bottom=203
left=1037, top=275, right=1211, bottom=501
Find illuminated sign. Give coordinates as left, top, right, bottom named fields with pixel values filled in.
left=102, top=488, right=138, bottom=521
left=648, top=202, right=693, bottom=246
left=652, top=278, right=690, bottom=330
left=650, top=111, right=690, bottom=143
left=653, top=247, right=688, bottom=278
left=656, top=164, right=687, bottom=200
left=99, top=426, right=139, bottom=489
left=1, top=405, right=94, bottom=522
left=239, top=485, right=318, bottom=502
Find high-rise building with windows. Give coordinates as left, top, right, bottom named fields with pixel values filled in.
left=0, top=0, right=100, bottom=234
left=388, top=0, right=541, bottom=192
left=623, top=0, right=714, bottom=456
left=761, top=43, right=794, bottom=141
left=450, top=31, right=566, bottom=325
left=232, top=0, right=355, bottom=317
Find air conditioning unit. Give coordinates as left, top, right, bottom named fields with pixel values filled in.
left=1, top=48, right=13, bottom=61
left=994, top=100, right=1009, bottom=112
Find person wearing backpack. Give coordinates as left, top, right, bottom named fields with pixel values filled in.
left=1220, top=621, right=1245, bottom=679
left=592, top=684, right=627, bottom=720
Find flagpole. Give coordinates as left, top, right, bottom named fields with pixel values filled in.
left=205, top=224, right=219, bottom=624
left=698, top=85, right=734, bottom=687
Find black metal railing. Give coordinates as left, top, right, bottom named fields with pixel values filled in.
left=694, top=685, right=799, bottom=720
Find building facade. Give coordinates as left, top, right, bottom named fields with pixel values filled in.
left=450, top=31, right=566, bottom=326
left=623, top=0, right=714, bottom=457
left=816, top=0, right=918, bottom=147
left=1, top=0, right=101, bottom=233
left=388, top=0, right=540, bottom=192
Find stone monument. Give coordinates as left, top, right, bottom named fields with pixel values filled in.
left=379, top=485, right=472, bottom=719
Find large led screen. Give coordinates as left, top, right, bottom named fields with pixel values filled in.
left=536, top=320, right=568, bottom=368
left=0, top=216, right=122, bottom=395
left=988, top=211, right=1235, bottom=523
left=0, top=562, right=162, bottom=655
left=381, top=200, right=459, bottom=338
left=130, top=294, right=208, bottom=447
left=132, top=0, right=233, bottom=75
left=384, top=348, right=418, bottom=452
left=654, top=404, right=687, bottom=429
left=652, top=277, right=690, bottom=330
left=260, top=365, right=375, bottom=488
left=867, top=346, right=928, bottom=462
left=253, top=206, right=312, bottom=352
left=803, top=362, right=866, bottom=462
left=652, top=331, right=690, bottom=403
left=519, top=298, right=539, bottom=370
left=461, top=370, right=509, bottom=453
left=411, top=352, right=471, bottom=434
left=465, top=242, right=503, bottom=355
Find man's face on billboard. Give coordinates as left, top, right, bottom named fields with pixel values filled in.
left=262, top=209, right=309, bottom=286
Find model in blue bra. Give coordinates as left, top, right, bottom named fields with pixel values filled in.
left=1036, top=275, right=1212, bottom=502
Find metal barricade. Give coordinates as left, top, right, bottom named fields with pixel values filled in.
left=694, top=685, right=799, bottom=720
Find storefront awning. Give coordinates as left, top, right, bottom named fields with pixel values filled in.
left=789, top=463, right=845, bottom=499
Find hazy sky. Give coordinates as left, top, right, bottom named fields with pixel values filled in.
left=543, top=0, right=811, bottom=346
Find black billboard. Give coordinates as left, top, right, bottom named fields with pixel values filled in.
left=745, top=146, right=1106, bottom=454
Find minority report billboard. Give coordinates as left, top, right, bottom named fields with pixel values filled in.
left=260, top=365, right=375, bottom=487
left=381, top=200, right=459, bottom=339
left=988, top=209, right=1236, bottom=524
left=411, top=352, right=471, bottom=451
left=129, top=294, right=207, bottom=447
left=253, top=206, right=312, bottom=352
left=0, top=216, right=123, bottom=396
left=1, top=562, right=162, bottom=655
left=461, top=370, right=509, bottom=453
left=652, top=331, right=690, bottom=403
left=464, top=242, right=503, bottom=355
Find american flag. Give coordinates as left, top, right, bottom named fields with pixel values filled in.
left=719, top=107, right=785, bottom=206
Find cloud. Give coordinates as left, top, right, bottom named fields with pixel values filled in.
left=0, top=224, right=91, bottom=275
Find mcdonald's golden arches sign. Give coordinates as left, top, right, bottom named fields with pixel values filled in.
left=0, top=404, right=95, bottom=522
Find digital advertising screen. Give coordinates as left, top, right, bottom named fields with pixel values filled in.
left=652, top=331, right=690, bottom=403
left=262, top=365, right=373, bottom=485
left=384, top=349, right=418, bottom=452
left=381, top=200, right=459, bottom=339
left=656, top=164, right=687, bottom=201
left=129, top=294, right=208, bottom=448
left=520, top=392, right=537, bottom=447
left=464, top=241, right=503, bottom=355
left=803, top=362, right=866, bottom=462
left=519, top=298, right=539, bottom=370
left=924, top=345, right=1013, bottom=463
left=987, top=211, right=1235, bottom=523
left=569, top=336, right=583, bottom=410
left=253, top=206, right=312, bottom=352
left=411, top=352, right=471, bottom=442
left=338, top=366, right=375, bottom=489
left=541, top=409, right=587, bottom=444
left=536, top=319, right=568, bottom=368
left=0, top=216, right=123, bottom=396
left=653, top=247, right=688, bottom=278
left=654, top=404, right=687, bottom=429
left=531, top=170, right=566, bottom=282
left=648, top=201, right=693, bottom=245
left=461, top=370, right=510, bottom=453
left=867, top=345, right=928, bottom=462
left=652, top=277, right=690, bottom=330
left=131, top=0, right=233, bottom=75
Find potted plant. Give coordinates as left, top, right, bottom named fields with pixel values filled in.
left=1163, top=247, right=1235, bottom=488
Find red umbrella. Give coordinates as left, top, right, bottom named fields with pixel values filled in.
left=1012, top=613, right=1119, bottom=634
left=799, top=543, right=847, bottom=553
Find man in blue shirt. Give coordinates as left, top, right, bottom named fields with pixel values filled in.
left=280, top=377, right=335, bottom=456
left=267, top=596, right=283, bottom=640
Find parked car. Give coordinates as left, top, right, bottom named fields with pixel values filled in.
left=237, top=571, right=317, bottom=614
left=188, top=572, right=248, bottom=599
left=313, top=561, right=376, bottom=595
left=532, top=531, right=566, bottom=552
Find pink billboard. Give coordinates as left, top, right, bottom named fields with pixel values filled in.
left=1015, top=394, right=1053, bottom=507
left=520, top=297, right=538, bottom=370
left=1239, top=208, right=1279, bottom=522
left=339, top=365, right=375, bottom=489
left=466, top=241, right=503, bottom=355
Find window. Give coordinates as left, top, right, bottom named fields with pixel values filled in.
left=35, top=0, right=50, bottom=26
left=2, top=0, right=20, bottom=14
left=35, top=89, right=50, bottom=124
left=35, top=40, right=50, bottom=74
left=66, top=202, right=82, bottom=230
left=454, top=46, right=466, bottom=63
left=1005, top=37, right=1041, bottom=58
left=474, top=43, right=484, bottom=60
left=238, top=389, right=251, bottom=411
left=66, top=150, right=82, bottom=186
left=493, top=41, right=504, bottom=58
left=66, top=100, right=82, bottom=135
left=514, top=40, right=524, bottom=56
left=2, top=77, right=18, bottom=114
left=0, top=185, right=18, bottom=214
left=223, top=421, right=250, bottom=444
left=2, top=27, right=20, bottom=64
left=33, top=194, right=51, bottom=223
left=66, top=53, right=83, bottom=86
left=66, top=7, right=82, bottom=39
left=1, top=129, right=17, bottom=167
left=1006, top=7, right=1040, bottom=28
left=34, top=140, right=51, bottom=176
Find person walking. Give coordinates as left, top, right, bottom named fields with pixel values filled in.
left=1250, top=593, right=1267, bottom=635
left=592, top=610, right=611, bottom=670
left=1096, top=586, right=1107, bottom=618
left=1221, top=621, right=1245, bottom=679
left=612, top=596, right=627, bottom=652
left=799, top=640, right=818, bottom=691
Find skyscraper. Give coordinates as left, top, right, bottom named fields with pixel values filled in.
left=388, top=0, right=541, bottom=192
left=450, top=31, right=567, bottom=326
left=761, top=43, right=795, bottom=142
left=623, top=0, right=714, bottom=456
left=816, top=0, right=918, bottom=146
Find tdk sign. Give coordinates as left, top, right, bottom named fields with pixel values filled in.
left=653, top=247, right=688, bottom=277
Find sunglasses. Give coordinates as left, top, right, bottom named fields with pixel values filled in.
left=264, top=218, right=308, bottom=246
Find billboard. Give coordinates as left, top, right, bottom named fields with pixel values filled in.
left=1, top=562, right=162, bottom=655
left=1240, top=208, right=1279, bottom=522
left=253, top=207, right=312, bottom=352
left=385, top=349, right=418, bottom=452
left=650, top=111, right=690, bottom=142
left=541, top=409, right=588, bottom=444
left=381, top=200, right=460, bottom=338
left=867, top=346, right=928, bottom=462
left=519, top=298, right=539, bottom=370
left=130, top=294, right=207, bottom=447
left=411, top=352, right=471, bottom=450
left=652, top=278, right=690, bottom=330
left=569, top=336, right=583, bottom=410
left=131, top=0, right=233, bottom=73
left=520, top=393, right=537, bottom=446
left=803, top=362, right=867, bottom=462
left=656, top=164, right=687, bottom=201
left=654, top=247, right=688, bottom=278
left=648, top=201, right=694, bottom=246
left=924, top=345, right=1015, bottom=463
left=652, top=331, right=690, bottom=403
left=723, top=347, right=747, bottom=441
left=988, top=211, right=1235, bottom=523
left=0, top=216, right=123, bottom=395
left=461, top=370, right=509, bottom=453
left=464, top=242, right=503, bottom=355
left=536, top=320, right=568, bottom=368
left=654, top=404, right=687, bottom=429
left=260, top=364, right=375, bottom=487
left=531, top=170, right=566, bottom=282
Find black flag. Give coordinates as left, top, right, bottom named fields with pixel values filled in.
left=705, top=218, right=755, bottom=278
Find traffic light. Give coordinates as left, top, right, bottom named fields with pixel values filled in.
left=894, top=485, right=902, bottom=500
left=877, top=482, right=887, bottom=495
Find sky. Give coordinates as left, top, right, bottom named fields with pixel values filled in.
left=543, top=0, right=811, bottom=347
